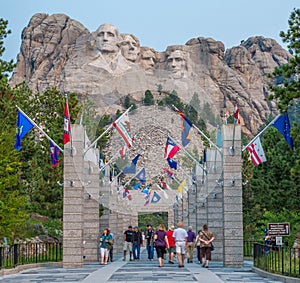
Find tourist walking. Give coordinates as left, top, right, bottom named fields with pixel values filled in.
left=132, top=226, right=143, bottom=261
left=187, top=226, right=196, bottom=263
left=154, top=224, right=169, bottom=267
left=173, top=221, right=188, bottom=268
left=123, top=225, right=133, bottom=261
left=166, top=225, right=176, bottom=264
left=195, top=230, right=202, bottom=263
left=107, top=227, right=114, bottom=262
left=145, top=224, right=155, bottom=261
left=199, top=224, right=215, bottom=268
left=99, top=228, right=113, bottom=265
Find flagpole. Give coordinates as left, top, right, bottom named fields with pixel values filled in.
left=172, top=105, right=222, bottom=154
left=168, top=135, right=207, bottom=173
left=230, top=118, right=237, bottom=154
left=242, top=114, right=281, bottom=152
left=65, top=94, right=73, bottom=154
left=16, top=105, right=64, bottom=152
left=99, top=150, right=120, bottom=172
left=84, top=106, right=133, bottom=154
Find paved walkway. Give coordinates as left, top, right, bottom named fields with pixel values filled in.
left=0, top=249, right=285, bottom=283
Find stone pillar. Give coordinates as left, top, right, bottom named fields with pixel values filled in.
left=83, top=150, right=100, bottom=262
left=205, top=148, right=223, bottom=262
left=222, top=124, right=243, bottom=267
left=63, top=125, right=84, bottom=268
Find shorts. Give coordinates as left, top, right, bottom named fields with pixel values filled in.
left=155, top=246, right=166, bottom=258
left=167, top=246, right=176, bottom=254
left=200, top=246, right=212, bottom=260
left=100, top=247, right=109, bottom=257
left=123, top=241, right=133, bottom=252
left=175, top=241, right=186, bottom=254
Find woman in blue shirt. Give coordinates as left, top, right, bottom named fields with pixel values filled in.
left=100, top=228, right=112, bottom=265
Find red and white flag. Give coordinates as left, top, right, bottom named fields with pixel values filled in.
left=234, top=103, right=240, bottom=124
left=113, top=109, right=133, bottom=148
left=63, top=99, right=71, bottom=145
left=247, top=137, right=266, bottom=166
left=119, top=145, right=126, bottom=160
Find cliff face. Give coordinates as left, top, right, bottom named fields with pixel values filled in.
left=10, top=13, right=292, bottom=136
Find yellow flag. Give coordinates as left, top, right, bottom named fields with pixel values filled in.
left=178, top=180, right=186, bottom=197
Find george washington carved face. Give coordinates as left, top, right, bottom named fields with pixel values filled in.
left=95, top=23, right=120, bottom=53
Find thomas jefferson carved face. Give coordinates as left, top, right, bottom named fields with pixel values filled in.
left=95, top=23, right=120, bottom=53
left=167, top=50, right=187, bottom=78
left=120, top=34, right=140, bottom=62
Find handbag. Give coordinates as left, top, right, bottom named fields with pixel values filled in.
left=202, top=231, right=214, bottom=251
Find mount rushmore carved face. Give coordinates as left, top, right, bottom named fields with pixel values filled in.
left=167, top=50, right=187, bottom=79
left=95, top=23, right=120, bottom=53
left=140, top=48, right=156, bottom=74
left=120, top=34, right=140, bottom=63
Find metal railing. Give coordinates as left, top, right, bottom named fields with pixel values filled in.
left=253, top=242, right=300, bottom=278
left=244, top=240, right=258, bottom=257
left=0, top=242, right=62, bottom=269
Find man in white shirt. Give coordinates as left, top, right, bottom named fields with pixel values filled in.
left=173, top=221, right=188, bottom=267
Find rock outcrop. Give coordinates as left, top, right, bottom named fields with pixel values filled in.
left=10, top=13, right=292, bottom=137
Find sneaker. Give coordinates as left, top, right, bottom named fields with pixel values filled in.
left=168, top=260, right=174, bottom=264
left=130, top=258, right=133, bottom=261
left=122, top=258, right=126, bottom=261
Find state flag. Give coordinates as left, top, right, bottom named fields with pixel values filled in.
left=84, top=130, right=98, bottom=166
left=272, top=112, right=294, bottom=149
left=113, top=109, right=133, bottom=148
left=151, top=192, right=161, bottom=203
left=50, top=141, right=60, bottom=167
left=63, top=99, right=71, bottom=145
left=247, top=137, right=267, bottom=166
left=167, top=158, right=177, bottom=169
left=122, top=154, right=141, bottom=174
left=136, top=167, right=146, bottom=183
left=164, top=137, right=180, bottom=159
left=14, top=110, right=34, bottom=151
left=176, top=110, right=193, bottom=147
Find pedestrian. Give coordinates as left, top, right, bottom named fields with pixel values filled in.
left=195, top=230, right=202, bottom=263
left=107, top=227, right=114, bottom=262
left=99, top=228, right=113, bottom=265
left=199, top=224, right=214, bottom=268
left=166, top=225, right=176, bottom=264
left=173, top=221, right=188, bottom=268
left=132, top=226, right=143, bottom=261
left=145, top=224, right=155, bottom=261
left=187, top=226, right=196, bottom=263
left=154, top=224, right=169, bottom=267
left=123, top=225, right=133, bottom=261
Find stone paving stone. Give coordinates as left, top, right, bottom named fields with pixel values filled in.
left=0, top=251, right=290, bottom=282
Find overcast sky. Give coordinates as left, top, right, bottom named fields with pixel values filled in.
left=1, top=0, right=299, bottom=62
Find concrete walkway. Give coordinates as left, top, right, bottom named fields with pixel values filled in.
left=0, top=249, right=285, bottom=283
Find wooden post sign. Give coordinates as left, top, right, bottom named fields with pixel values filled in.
left=267, top=222, right=290, bottom=236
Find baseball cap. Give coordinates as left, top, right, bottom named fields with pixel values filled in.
left=133, top=226, right=138, bottom=229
